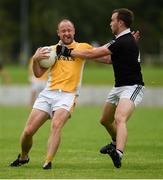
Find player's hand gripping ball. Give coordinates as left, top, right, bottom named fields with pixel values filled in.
left=39, top=46, right=57, bottom=68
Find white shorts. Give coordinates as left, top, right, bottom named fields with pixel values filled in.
left=31, top=80, right=47, bottom=93
left=33, top=89, right=77, bottom=118
left=106, top=85, right=145, bottom=106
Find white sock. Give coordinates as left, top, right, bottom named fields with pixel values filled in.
left=116, top=149, right=123, bottom=158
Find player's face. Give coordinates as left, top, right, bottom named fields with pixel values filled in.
left=57, top=21, right=75, bottom=45
left=110, top=12, right=119, bottom=35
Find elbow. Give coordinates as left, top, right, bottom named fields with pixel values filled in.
left=104, top=55, right=112, bottom=64
left=35, top=74, right=40, bottom=78
left=33, top=71, right=42, bottom=78
left=107, top=60, right=112, bottom=64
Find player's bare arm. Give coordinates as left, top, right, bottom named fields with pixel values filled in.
left=85, top=47, right=112, bottom=64
left=93, top=55, right=112, bottom=64
left=71, top=46, right=111, bottom=59
left=56, top=44, right=112, bottom=60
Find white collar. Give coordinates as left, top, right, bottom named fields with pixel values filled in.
left=58, top=40, right=76, bottom=45
left=115, top=28, right=131, bottom=39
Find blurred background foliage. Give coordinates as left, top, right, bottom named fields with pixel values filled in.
left=0, top=0, right=163, bottom=65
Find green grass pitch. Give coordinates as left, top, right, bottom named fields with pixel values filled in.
left=0, top=105, right=163, bottom=178
left=5, top=64, right=163, bottom=86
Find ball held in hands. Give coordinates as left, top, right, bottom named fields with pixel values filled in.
left=39, top=46, right=57, bottom=68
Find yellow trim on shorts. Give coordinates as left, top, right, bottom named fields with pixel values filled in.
left=69, top=95, right=78, bottom=114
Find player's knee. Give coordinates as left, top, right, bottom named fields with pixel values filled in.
left=100, top=117, right=106, bottom=126
left=23, top=127, right=33, bottom=138
left=51, top=120, right=63, bottom=132
left=114, top=114, right=126, bottom=126
left=100, top=117, right=111, bottom=127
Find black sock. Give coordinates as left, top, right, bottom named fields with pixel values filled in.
left=111, top=138, right=116, bottom=147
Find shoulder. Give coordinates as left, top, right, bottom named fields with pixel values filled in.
left=113, top=33, right=136, bottom=48
left=76, top=42, right=93, bottom=49
left=50, top=45, right=57, bottom=50
left=118, top=33, right=135, bottom=42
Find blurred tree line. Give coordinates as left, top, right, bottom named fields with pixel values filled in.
left=0, top=0, right=163, bottom=65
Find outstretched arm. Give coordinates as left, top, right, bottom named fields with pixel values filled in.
left=71, top=46, right=111, bottom=59
left=92, top=55, right=112, bottom=64
left=56, top=45, right=111, bottom=60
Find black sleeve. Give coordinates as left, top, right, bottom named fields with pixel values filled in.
left=105, top=39, right=121, bottom=54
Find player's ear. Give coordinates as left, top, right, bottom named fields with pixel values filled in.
left=118, top=19, right=123, bottom=26
left=57, top=29, right=60, bottom=37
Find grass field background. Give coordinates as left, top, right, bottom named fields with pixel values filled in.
left=4, top=64, right=163, bottom=86
left=0, top=105, right=163, bottom=179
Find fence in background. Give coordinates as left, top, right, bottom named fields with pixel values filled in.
left=0, top=85, right=163, bottom=107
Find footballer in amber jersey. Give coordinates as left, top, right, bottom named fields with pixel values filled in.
left=45, top=41, right=92, bottom=94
